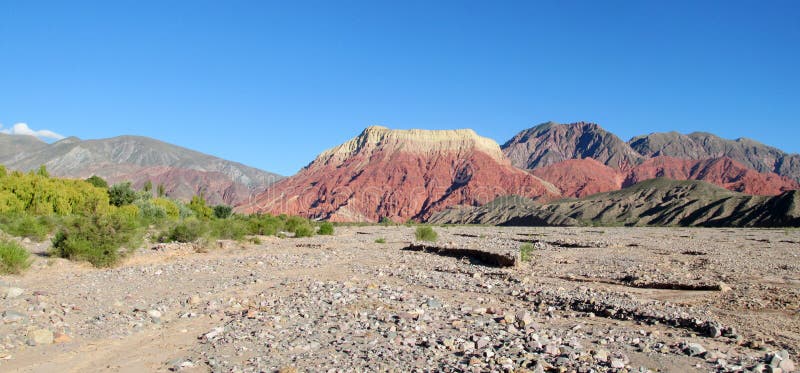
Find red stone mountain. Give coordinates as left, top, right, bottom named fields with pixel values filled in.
left=505, top=122, right=799, bottom=198
left=238, top=126, right=560, bottom=222
left=532, top=156, right=799, bottom=198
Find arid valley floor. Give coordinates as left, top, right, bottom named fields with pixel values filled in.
left=1, top=226, right=798, bottom=372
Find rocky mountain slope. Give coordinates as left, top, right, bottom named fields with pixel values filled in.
left=629, top=131, right=800, bottom=181
left=503, top=122, right=800, bottom=195
left=530, top=158, right=626, bottom=197
left=532, top=156, right=798, bottom=198
left=0, top=134, right=281, bottom=205
left=427, top=195, right=578, bottom=226
left=432, top=178, right=800, bottom=227
left=238, top=126, right=560, bottom=222
left=501, top=121, right=644, bottom=170
left=623, top=156, right=799, bottom=195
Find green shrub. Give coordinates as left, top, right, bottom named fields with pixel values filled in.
left=51, top=213, right=142, bottom=267
left=243, top=214, right=284, bottom=236
left=0, top=240, right=31, bottom=274
left=520, top=243, right=535, bottom=262
left=284, top=215, right=308, bottom=232
left=210, top=218, right=248, bottom=241
left=135, top=199, right=167, bottom=223
left=162, top=218, right=208, bottom=243
left=293, top=224, right=314, bottom=238
left=379, top=217, right=393, bottom=225
left=213, top=205, right=233, bottom=219
left=108, top=182, right=136, bottom=207
left=0, top=214, right=56, bottom=241
left=318, top=222, right=334, bottom=235
left=375, top=238, right=386, bottom=244
left=415, top=226, right=438, bottom=242
left=285, top=215, right=314, bottom=237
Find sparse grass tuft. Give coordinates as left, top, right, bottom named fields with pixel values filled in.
left=519, top=243, right=535, bottom=263
left=375, top=238, right=386, bottom=244
left=415, top=226, right=438, bottom=242
left=0, top=240, right=31, bottom=274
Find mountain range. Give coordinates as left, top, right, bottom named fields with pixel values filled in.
left=239, top=122, right=798, bottom=224
left=504, top=121, right=800, bottom=179
left=0, top=134, right=282, bottom=205
left=1, top=121, right=797, bottom=226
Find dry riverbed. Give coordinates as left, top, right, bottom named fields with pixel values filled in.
left=1, top=226, right=798, bottom=372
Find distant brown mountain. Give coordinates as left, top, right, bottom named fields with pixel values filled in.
left=238, top=126, right=560, bottom=222
left=0, top=134, right=282, bottom=205
left=501, top=121, right=643, bottom=170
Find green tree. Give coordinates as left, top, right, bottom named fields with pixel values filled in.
left=143, top=180, right=153, bottom=193
left=157, top=183, right=166, bottom=197
left=213, top=205, right=233, bottom=219
left=188, top=194, right=212, bottom=219
left=108, top=182, right=136, bottom=207
left=0, top=165, right=7, bottom=178
left=37, top=165, right=49, bottom=178
left=85, top=175, right=108, bottom=189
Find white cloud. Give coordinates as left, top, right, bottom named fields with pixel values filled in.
left=0, top=122, right=65, bottom=140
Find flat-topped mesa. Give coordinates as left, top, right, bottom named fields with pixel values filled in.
left=240, top=125, right=560, bottom=222
left=315, top=126, right=508, bottom=167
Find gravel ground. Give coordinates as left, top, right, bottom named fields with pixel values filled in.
left=1, top=226, right=798, bottom=372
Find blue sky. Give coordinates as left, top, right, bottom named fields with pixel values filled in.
left=1, top=0, right=798, bottom=175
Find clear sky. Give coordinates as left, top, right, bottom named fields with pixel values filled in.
left=1, top=0, right=798, bottom=175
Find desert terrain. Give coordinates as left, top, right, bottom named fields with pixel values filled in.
left=1, top=226, right=798, bottom=372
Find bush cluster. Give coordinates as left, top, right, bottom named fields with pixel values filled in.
left=0, top=166, right=109, bottom=215
left=318, top=222, right=334, bottom=235
left=0, top=214, right=58, bottom=241
left=51, top=211, right=142, bottom=267
left=0, top=165, right=328, bottom=268
left=0, top=240, right=31, bottom=274
left=415, top=226, right=438, bottom=242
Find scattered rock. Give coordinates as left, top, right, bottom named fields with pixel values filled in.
left=4, top=287, right=24, bottom=299
left=2, top=310, right=25, bottom=324
left=684, top=342, right=707, bottom=357
left=53, top=332, right=72, bottom=344
left=28, top=329, right=54, bottom=345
